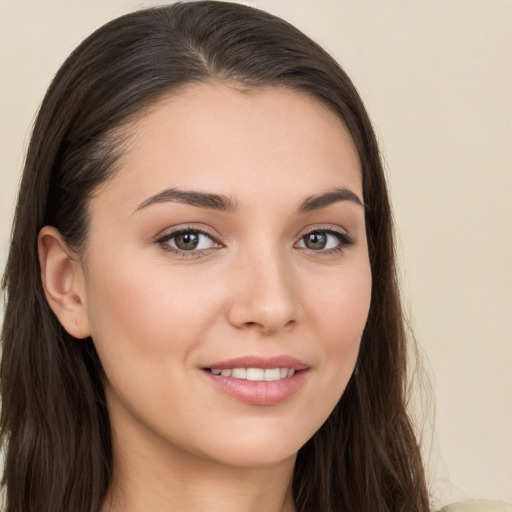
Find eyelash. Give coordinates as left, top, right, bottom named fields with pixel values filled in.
left=155, top=225, right=354, bottom=258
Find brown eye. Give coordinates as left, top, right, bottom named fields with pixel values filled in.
left=296, top=229, right=354, bottom=252
left=174, top=232, right=200, bottom=250
left=159, top=229, right=219, bottom=253
left=302, top=232, right=328, bottom=250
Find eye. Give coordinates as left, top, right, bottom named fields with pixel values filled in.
left=157, top=228, right=220, bottom=253
left=296, top=229, right=353, bottom=252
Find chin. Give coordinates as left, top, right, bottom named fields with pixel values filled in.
left=186, top=414, right=321, bottom=469
left=202, top=439, right=300, bottom=469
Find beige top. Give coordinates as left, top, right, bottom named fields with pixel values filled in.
left=439, top=500, right=512, bottom=512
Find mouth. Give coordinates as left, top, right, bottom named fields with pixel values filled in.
left=201, top=356, right=309, bottom=405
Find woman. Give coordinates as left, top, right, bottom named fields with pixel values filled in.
left=1, top=2, right=430, bottom=511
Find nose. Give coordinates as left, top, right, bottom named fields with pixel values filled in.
left=226, top=246, right=302, bottom=335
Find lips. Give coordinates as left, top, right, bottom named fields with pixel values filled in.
left=202, top=355, right=309, bottom=405
left=204, top=355, right=309, bottom=371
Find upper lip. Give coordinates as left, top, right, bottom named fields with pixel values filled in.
left=204, top=355, right=309, bottom=370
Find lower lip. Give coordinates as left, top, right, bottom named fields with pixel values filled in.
left=202, top=370, right=308, bottom=405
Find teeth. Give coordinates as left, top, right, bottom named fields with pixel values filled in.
left=210, top=367, right=297, bottom=381
left=246, top=368, right=264, bottom=381
left=265, top=368, right=281, bottom=381
left=231, top=368, right=247, bottom=379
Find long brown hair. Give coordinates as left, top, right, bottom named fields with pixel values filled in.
left=1, top=2, right=430, bottom=511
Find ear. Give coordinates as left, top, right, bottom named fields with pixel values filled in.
left=38, top=226, right=91, bottom=339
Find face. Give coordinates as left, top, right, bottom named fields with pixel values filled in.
left=79, top=83, right=371, bottom=470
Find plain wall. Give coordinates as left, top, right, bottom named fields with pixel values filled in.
left=1, top=0, right=511, bottom=508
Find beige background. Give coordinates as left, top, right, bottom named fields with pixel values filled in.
left=0, top=0, right=510, bottom=507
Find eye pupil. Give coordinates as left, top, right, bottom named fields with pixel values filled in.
left=304, top=232, right=327, bottom=250
left=175, top=232, right=199, bottom=250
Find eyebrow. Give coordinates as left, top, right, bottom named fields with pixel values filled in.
left=297, top=187, right=364, bottom=213
left=135, top=186, right=364, bottom=214
left=135, top=188, right=238, bottom=213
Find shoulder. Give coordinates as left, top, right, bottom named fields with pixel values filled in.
left=438, top=500, right=512, bottom=512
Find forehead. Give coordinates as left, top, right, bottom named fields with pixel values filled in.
left=96, top=83, right=362, bottom=209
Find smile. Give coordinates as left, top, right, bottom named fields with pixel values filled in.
left=207, top=367, right=296, bottom=381
left=202, top=356, right=309, bottom=405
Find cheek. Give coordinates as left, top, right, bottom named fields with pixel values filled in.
left=323, top=270, right=370, bottom=376
left=312, top=261, right=372, bottom=348
left=86, top=250, right=217, bottom=337
left=82, top=253, right=225, bottom=430
left=298, top=260, right=371, bottom=422
left=82, top=250, right=227, bottom=393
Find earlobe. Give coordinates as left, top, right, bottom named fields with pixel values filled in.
left=38, top=226, right=91, bottom=339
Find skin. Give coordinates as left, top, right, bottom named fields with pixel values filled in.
left=39, top=83, right=372, bottom=512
